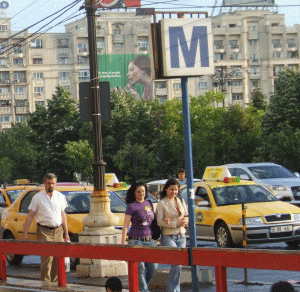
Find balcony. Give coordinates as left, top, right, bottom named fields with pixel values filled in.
left=214, top=46, right=225, bottom=53
left=0, top=121, right=11, bottom=130
left=0, top=107, right=11, bottom=114
left=250, top=73, right=260, bottom=79
left=155, top=88, right=167, bottom=96
left=287, top=44, right=297, bottom=51
left=0, top=93, right=11, bottom=100
left=272, top=44, right=282, bottom=51
left=15, top=106, right=28, bottom=114
left=248, top=32, right=258, bottom=40
left=230, top=45, right=240, bottom=53
left=78, top=48, right=88, bottom=56
left=249, top=58, right=260, bottom=65
left=113, top=35, right=124, bottom=43
left=15, top=93, right=27, bottom=100
left=231, top=86, right=244, bottom=93
left=232, top=100, right=244, bottom=106
left=14, top=52, right=23, bottom=58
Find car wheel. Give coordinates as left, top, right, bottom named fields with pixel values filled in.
left=215, top=222, right=234, bottom=248
left=285, top=240, right=300, bottom=248
left=6, top=233, right=24, bottom=265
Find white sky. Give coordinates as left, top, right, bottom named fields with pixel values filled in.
left=5, top=0, right=300, bottom=33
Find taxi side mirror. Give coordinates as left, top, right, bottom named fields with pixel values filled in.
left=197, top=200, right=211, bottom=208
left=240, top=174, right=250, bottom=181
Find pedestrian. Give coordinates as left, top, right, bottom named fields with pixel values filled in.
left=270, top=281, right=297, bottom=292
left=105, top=276, right=123, bottom=292
left=177, top=168, right=186, bottom=186
left=22, top=173, right=69, bottom=282
left=121, top=181, right=157, bottom=292
left=156, top=178, right=188, bottom=292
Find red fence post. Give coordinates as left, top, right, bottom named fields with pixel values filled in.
left=0, top=253, right=6, bottom=281
left=56, top=257, right=66, bottom=287
left=128, top=261, right=139, bottom=292
left=215, top=266, right=227, bottom=292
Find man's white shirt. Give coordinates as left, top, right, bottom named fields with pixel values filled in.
left=29, top=190, right=68, bottom=227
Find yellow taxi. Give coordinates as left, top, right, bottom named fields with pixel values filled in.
left=105, top=173, right=129, bottom=201
left=0, top=185, right=126, bottom=266
left=180, top=166, right=300, bottom=248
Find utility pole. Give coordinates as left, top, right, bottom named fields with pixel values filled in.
left=76, top=0, right=127, bottom=278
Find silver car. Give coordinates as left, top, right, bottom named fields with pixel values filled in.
left=224, top=163, right=300, bottom=206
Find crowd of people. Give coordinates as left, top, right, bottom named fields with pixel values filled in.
left=21, top=170, right=298, bottom=292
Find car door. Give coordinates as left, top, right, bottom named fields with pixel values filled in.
left=14, top=190, right=38, bottom=240
left=194, top=186, right=215, bottom=240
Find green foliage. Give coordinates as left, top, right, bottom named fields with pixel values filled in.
left=251, top=88, right=267, bottom=111
left=0, top=157, right=14, bottom=183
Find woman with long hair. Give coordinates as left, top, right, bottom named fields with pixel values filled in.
left=121, top=181, right=157, bottom=292
left=156, top=178, right=188, bottom=292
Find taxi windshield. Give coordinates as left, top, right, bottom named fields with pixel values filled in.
left=6, top=189, right=26, bottom=203
left=212, top=184, right=278, bottom=206
left=248, top=165, right=295, bottom=179
left=63, top=191, right=127, bottom=214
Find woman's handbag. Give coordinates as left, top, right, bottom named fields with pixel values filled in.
left=148, top=200, right=161, bottom=240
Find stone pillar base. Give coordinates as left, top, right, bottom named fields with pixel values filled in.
left=76, top=227, right=128, bottom=278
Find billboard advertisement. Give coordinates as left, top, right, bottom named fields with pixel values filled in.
left=98, top=54, right=153, bottom=100
left=223, top=0, right=275, bottom=6
left=97, top=0, right=141, bottom=8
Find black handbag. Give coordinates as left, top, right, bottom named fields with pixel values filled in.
left=148, top=200, right=161, bottom=240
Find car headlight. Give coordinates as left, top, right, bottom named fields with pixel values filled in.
left=293, top=213, right=300, bottom=222
left=239, top=217, right=263, bottom=225
left=271, top=185, right=288, bottom=192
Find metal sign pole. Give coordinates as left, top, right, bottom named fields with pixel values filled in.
left=181, top=76, right=200, bottom=292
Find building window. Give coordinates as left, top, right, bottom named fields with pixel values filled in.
left=0, top=100, right=11, bottom=107
left=214, top=40, right=223, bottom=49
left=287, top=51, right=299, bottom=58
left=287, top=39, right=296, bottom=48
left=272, top=52, right=282, bottom=59
left=229, top=40, right=238, bottom=49
left=34, top=87, right=44, bottom=93
left=155, top=82, right=166, bottom=89
left=113, top=44, right=122, bottom=51
left=248, top=26, right=257, bottom=32
left=250, top=67, right=259, bottom=75
left=35, top=101, right=45, bottom=107
left=16, top=115, right=27, bottom=122
left=13, top=59, right=23, bottom=65
left=58, top=57, right=70, bottom=64
left=15, top=100, right=27, bottom=107
left=0, top=116, right=10, bottom=122
left=250, top=54, right=258, bottom=62
left=0, top=59, right=7, bottom=65
left=33, top=72, right=43, bottom=78
left=0, top=25, right=8, bottom=31
left=229, top=24, right=236, bottom=27
left=113, top=29, right=121, bottom=35
left=57, top=38, right=69, bottom=48
left=230, top=53, right=240, bottom=60
left=0, top=72, right=9, bottom=79
left=215, top=53, right=224, bottom=60
left=137, top=37, right=148, bottom=52
left=232, top=93, right=243, bottom=101
left=13, top=46, right=22, bottom=54
left=78, top=70, right=90, bottom=78
left=198, top=82, right=207, bottom=89
left=14, top=72, right=25, bottom=80
left=232, top=81, right=241, bottom=87
left=173, top=83, right=181, bottom=90
left=78, top=56, right=88, bottom=64
left=33, top=58, right=43, bottom=64
left=0, top=87, right=9, bottom=93
left=31, top=39, right=43, bottom=48
left=272, top=39, right=281, bottom=49
left=273, top=66, right=283, bottom=76
left=59, top=72, right=70, bottom=78
left=78, top=43, right=88, bottom=52
left=97, top=38, right=105, bottom=51
left=249, top=40, right=257, bottom=46
left=250, top=80, right=259, bottom=87
left=15, top=87, right=25, bottom=93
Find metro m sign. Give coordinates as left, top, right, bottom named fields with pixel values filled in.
left=160, top=18, right=214, bottom=77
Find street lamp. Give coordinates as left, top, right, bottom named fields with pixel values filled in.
left=151, top=110, right=165, bottom=179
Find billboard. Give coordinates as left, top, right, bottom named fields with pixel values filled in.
left=97, top=0, right=141, bottom=8
left=158, top=18, right=214, bottom=78
left=223, top=0, right=275, bottom=6
left=98, top=54, right=153, bottom=100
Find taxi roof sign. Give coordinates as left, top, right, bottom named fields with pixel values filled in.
left=105, top=173, right=119, bottom=186
left=202, top=166, right=232, bottom=181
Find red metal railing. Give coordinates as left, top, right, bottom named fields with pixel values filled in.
left=0, top=240, right=300, bottom=292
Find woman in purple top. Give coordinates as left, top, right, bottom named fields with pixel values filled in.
left=121, top=181, right=157, bottom=292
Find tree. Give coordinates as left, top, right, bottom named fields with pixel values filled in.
left=261, top=69, right=300, bottom=135
left=27, top=86, right=85, bottom=181
left=251, top=88, right=267, bottom=111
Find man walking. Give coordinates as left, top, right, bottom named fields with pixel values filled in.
left=23, top=173, right=69, bottom=282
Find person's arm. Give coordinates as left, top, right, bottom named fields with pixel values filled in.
left=61, top=210, right=70, bottom=242
left=121, top=214, right=131, bottom=245
left=22, top=210, right=37, bottom=240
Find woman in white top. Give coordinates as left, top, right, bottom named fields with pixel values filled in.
left=156, top=178, right=188, bottom=292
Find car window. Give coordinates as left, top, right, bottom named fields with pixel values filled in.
left=0, top=193, right=5, bottom=206
left=234, top=168, right=250, bottom=178
left=227, top=168, right=235, bottom=176
left=195, top=187, right=210, bottom=203
left=63, top=191, right=127, bottom=214
left=248, top=165, right=295, bottom=179
left=6, top=189, right=26, bottom=203
left=212, top=185, right=278, bottom=206
left=179, top=187, right=188, bottom=202
left=19, top=191, right=39, bottom=213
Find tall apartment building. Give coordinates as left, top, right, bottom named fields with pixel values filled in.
left=0, top=9, right=299, bottom=130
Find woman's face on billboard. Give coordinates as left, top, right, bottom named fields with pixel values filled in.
left=127, top=62, right=144, bottom=85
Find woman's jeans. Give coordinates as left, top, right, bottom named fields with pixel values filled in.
left=128, top=239, right=157, bottom=292
left=161, top=234, right=186, bottom=292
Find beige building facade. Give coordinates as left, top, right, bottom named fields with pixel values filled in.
left=0, top=9, right=299, bottom=130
